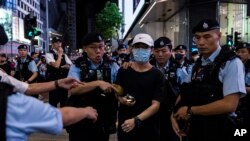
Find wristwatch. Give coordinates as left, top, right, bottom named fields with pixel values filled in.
left=134, top=116, right=142, bottom=128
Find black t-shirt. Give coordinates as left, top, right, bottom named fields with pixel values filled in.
left=116, top=66, right=165, bottom=121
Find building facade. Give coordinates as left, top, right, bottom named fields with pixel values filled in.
left=119, top=0, right=249, bottom=54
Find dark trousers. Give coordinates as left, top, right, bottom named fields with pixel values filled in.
left=49, top=88, right=68, bottom=107
left=159, top=112, right=179, bottom=141
left=118, top=121, right=160, bottom=141
left=188, top=116, right=236, bottom=141
left=68, top=125, right=110, bottom=141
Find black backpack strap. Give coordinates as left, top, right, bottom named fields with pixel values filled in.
left=0, top=82, right=14, bottom=141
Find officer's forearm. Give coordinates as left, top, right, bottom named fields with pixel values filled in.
left=60, top=107, right=89, bottom=126
left=191, top=93, right=240, bottom=116
left=70, top=81, right=99, bottom=95
left=51, top=55, right=62, bottom=68
left=136, top=100, right=160, bottom=121
left=25, top=81, right=58, bottom=95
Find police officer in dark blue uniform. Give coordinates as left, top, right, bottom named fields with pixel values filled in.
left=151, top=37, right=181, bottom=141
left=171, top=19, right=246, bottom=141
left=66, top=32, right=119, bottom=141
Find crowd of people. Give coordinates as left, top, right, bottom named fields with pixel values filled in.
left=0, top=18, right=249, bottom=141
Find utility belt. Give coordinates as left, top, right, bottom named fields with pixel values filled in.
left=46, top=68, right=69, bottom=80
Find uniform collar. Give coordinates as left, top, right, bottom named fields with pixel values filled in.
left=156, top=61, right=169, bottom=73
left=20, top=57, right=27, bottom=62
left=201, top=46, right=221, bottom=65
left=87, top=58, right=103, bottom=69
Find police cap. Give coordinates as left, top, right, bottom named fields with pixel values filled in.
left=192, top=19, right=220, bottom=34
left=235, top=42, right=250, bottom=51
left=51, top=37, right=62, bottom=43
left=174, top=45, right=187, bottom=51
left=18, top=44, right=28, bottom=50
left=154, top=37, right=172, bottom=49
left=118, top=44, right=127, bottom=50
left=81, top=32, right=104, bottom=47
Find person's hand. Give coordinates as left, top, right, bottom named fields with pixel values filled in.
left=97, top=80, right=115, bottom=93
left=173, top=106, right=189, bottom=120
left=121, top=118, right=135, bottom=133
left=58, top=47, right=64, bottom=55
left=82, top=106, right=98, bottom=122
left=57, top=78, right=80, bottom=90
left=61, top=64, right=70, bottom=69
left=171, top=113, right=186, bottom=137
left=121, top=61, right=133, bottom=69
left=117, top=95, right=136, bottom=106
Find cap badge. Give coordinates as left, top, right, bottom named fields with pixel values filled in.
left=203, top=22, right=208, bottom=29
left=243, top=43, right=246, bottom=47
left=180, top=46, right=182, bottom=49
left=160, top=41, right=164, bottom=46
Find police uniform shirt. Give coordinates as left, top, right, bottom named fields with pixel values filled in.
left=185, top=46, right=246, bottom=97
left=68, top=58, right=119, bottom=83
left=176, top=65, right=191, bottom=85
left=155, top=61, right=169, bottom=74
left=245, top=70, right=250, bottom=86
left=6, top=93, right=63, bottom=140
left=16, top=57, right=38, bottom=72
left=0, top=70, right=28, bottom=93
left=45, top=49, right=72, bottom=65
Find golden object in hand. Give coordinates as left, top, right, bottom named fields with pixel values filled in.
left=112, top=84, right=124, bottom=96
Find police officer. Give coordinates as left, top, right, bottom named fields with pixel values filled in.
left=115, top=44, right=128, bottom=66
left=235, top=42, right=250, bottom=129
left=66, top=32, right=119, bottom=141
left=0, top=25, right=98, bottom=141
left=14, top=45, right=38, bottom=85
left=150, top=37, right=180, bottom=141
left=173, top=45, right=192, bottom=85
left=171, top=19, right=246, bottom=141
left=45, top=37, right=72, bottom=107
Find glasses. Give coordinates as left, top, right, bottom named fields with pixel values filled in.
left=87, top=45, right=104, bottom=51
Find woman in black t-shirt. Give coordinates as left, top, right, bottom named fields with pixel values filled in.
left=115, top=33, right=165, bottom=141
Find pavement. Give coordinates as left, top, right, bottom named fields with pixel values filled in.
left=28, top=129, right=118, bottom=141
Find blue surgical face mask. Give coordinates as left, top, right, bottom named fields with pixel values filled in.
left=132, top=48, right=151, bottom=64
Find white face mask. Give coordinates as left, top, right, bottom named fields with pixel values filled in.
left=132, top=48, right=151, bottom=64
